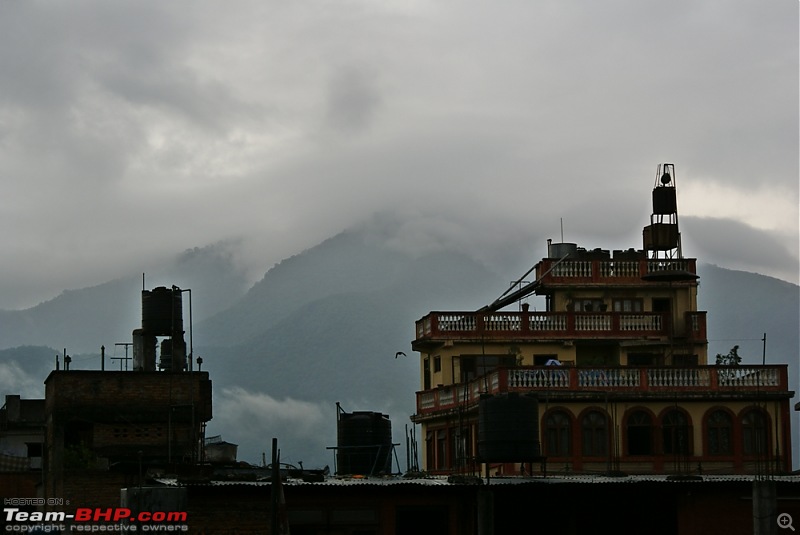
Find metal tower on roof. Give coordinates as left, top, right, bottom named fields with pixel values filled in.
left=642, top=164, right=698, bottom=282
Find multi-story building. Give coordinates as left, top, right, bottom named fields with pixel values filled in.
left=411, top=164, right=793, bottom=477
left=42, top=286, right=213, bottom=507
left=0, top=394, right=45, bottom=471
left=0, top=394, right=45, bottom=502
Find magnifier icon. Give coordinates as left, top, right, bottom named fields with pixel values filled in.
left=778, top=513, right=795, bottom=531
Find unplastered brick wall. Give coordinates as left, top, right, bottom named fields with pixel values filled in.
left=45, top=371, right=212, bottom=421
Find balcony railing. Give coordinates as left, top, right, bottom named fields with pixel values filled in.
left=415, top=310, right=706, bottom=343
left=535, top=258, right=698, bottom=284
left=415, top=365, right=788, bottom=416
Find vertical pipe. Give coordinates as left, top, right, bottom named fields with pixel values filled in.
left=271, top=438, right=279, bottom=535
left=405, top=425, right=410, bottom=473
left=188, top=289, right=193, bottom=372
left=752, top=479, right=776, bottom=535
left=101, top=345, right=105, bottom=371
left=477, top=487, right=494, bottom=535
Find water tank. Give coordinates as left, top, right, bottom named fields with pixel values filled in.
left=583, top=248, right=610, bottom=260
left=132, top=329, right=157, bottom=372
left=548, top=242, right=577, bottom=259
left=477, top=393, right=540, bottom=463
left=142, top=287, right=183, bottom=336
left=643, top=223, right=679, bottom=251
left=652, top=187, right=677, bottom=214
left=337, top=411, right=392, bottom=475
left=613, top=248, right=644, bottom=261
left=205, top=441, right=238, bottom=464
left=159, top=337, right=186, bottom=372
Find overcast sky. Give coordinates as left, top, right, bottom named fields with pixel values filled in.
left=1, top=0, right=797, bottom=310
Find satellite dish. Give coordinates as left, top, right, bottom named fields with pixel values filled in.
left=660, top=172, right=671, bottom=185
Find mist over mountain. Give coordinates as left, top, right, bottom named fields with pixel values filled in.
left=0, top=222, right=797, bottom=468
left=0, top=242, right=249, bottom=354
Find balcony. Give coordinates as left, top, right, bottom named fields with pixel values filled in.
left=414, top=310, right=706, bottom=347
left=415, top=365, right=789, bottom=417
left=534, top=258, right=698, bottom=284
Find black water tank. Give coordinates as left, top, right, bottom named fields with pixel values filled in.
left=159, top=336, right=186, bottom=372
left=337, top=411, right=392, bottom=475
left=477, top=393, right=540, bottom=463
left=142, top=287, right=183, bottom=335
left=643, top=223, right=679, bottom=251
left=652, top=187, right=677, bottom=214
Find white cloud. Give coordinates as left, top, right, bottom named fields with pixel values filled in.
left=0, top=362, right=43, bottom=399
left=211, top=387, right=334, bottom=466
left=680, top=180, right=799, bottom=234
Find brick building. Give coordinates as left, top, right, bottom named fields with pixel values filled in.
left=43, top=369, right=212, bottom=505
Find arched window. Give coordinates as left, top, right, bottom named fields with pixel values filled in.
left=662, top=409, right=691, bottom=455
left=706, top=410, right=733, bottom=455
left=544, top=410, right=572, bottom=457
left=626, top=410, right=653, bottom=455
left=742, top=409, right=769, bottom=456
left=581, top=410, right=607, bottom=457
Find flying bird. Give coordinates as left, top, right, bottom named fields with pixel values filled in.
left=395, top=351, right=407, bottom=358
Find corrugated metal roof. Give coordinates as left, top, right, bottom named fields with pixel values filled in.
left=153, top=474, right=800, bottom=488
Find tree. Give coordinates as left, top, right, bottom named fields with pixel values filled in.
left=715, top=345, right=742, bottom=366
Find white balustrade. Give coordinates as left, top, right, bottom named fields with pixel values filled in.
left=599, top=261, right=641, bottom=278
left=619, top=314, right=662, bottom=332
left=439, top=388, right=454, bottom=406
left=717, top=367, right=779, bottom=387
left=552, top=261, right=593, bottom=278
left=575, top=314, right=612, bottom=331
left=529, top=313, right=567, bottom=331
left=419, top=391, right=435, bottom=410
left=471, top=381, right=482, bottom=401
left=508, top=368, right=571, bottom=388
left=647, top=259, right=690, bottom=274
left=647, top=368, right=710, bottom=387
left=484, top=314, right=521, bottom=331
left=420, top=365, right=783, bottom=413
left=436, top=314, right=476, bottom=332
left=577, top=368, right=640, bottom=388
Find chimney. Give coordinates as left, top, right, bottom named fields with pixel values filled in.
left=5, top=395, right=21, bottom=422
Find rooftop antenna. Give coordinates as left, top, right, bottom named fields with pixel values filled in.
left=560, top=217, right=564, bottom=243
left=113, top=342, right=133, bottom=371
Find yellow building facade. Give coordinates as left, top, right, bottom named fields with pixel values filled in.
left=411, top=165, right=793, bottom=477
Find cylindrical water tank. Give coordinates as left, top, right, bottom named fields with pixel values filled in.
left=159, top=337, right=186, bottom=373
left=132, top=329, right=157, bottom=372
left=142, top=287, right=183, bottom=336
left=337, top=411, right=392, bottom=475
left=477, top=393, right=540, bottom=463
left=548, top=242, right=577, bottom=259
